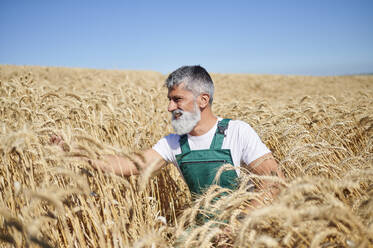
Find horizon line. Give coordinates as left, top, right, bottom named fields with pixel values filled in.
left=1, top=63, right=372, bottom=77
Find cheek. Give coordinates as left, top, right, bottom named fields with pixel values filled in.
left=186, top=101, right=196, bottom=112
left=179, top=101, right=189, bottom=110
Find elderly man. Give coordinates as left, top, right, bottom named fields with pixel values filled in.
left=80, top=65, right=284, bottom=201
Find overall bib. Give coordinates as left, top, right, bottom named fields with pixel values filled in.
left=175, top=119, right=238, bottom=198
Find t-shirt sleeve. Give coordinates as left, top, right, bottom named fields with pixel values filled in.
left=152, top=135, right=178, bottom=163
left=239, top=122, right=271, bottom=165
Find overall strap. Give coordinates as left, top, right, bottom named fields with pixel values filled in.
left=179, top=134, right=191, bottom=153
left=210, top=119, right=231, bottom=150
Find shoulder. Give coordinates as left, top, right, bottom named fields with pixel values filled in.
left=153, top=133, right=181, bottom=157
left=218, top=118, right=248, bottom=127
left=225, top=119, right=260, bottom=138
left=152, top=134, right=181, bottom=163
left=163, top=133, right=181, bottom=142
left=157, top=133, right=181, bottom=149
left=227, top=119, right=252, bottom=130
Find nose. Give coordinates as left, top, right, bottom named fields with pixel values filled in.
left=168, top=100, right=177, bottom=112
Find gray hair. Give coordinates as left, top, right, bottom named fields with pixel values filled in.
left=165, top=65, right=214, bottom=104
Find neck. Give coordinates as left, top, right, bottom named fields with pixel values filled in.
left=189, top=108, right=217, bottom=136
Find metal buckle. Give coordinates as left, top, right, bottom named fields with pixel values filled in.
left=218, top=125, right=226, bottom=136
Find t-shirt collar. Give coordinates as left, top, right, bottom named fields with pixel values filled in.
left=187, top=117, right=222, bottom=140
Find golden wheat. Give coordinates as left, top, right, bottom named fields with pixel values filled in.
left=0, top=65, right=372, bottom=247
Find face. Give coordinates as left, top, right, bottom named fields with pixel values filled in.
left=167, top=83, right=201, bottom=135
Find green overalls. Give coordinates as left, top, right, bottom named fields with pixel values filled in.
left=175, top=119, right=238, bottom=198
left=173, top=119, right=239, bottom=244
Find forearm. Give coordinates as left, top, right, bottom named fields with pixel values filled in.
left=89, top=154, right=141, bottom=176
left=89, top=149, right=165, bottom=177
left=255, top=167, right=284, bottom=198
left=246, top=167, right=284, bottom=210
left=249, top=154, right=285, bottom=201
left=50, top=135, right=164, bottom=177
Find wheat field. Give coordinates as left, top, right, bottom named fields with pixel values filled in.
left=0, top=65, right=372, bottom=247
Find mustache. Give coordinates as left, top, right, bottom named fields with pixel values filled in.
left=172, top=109, right=183, bottom=119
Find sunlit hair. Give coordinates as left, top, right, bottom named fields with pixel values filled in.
left=165, top=65, right=214, bottom=104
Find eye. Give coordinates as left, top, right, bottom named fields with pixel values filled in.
left=173, top=97, right=182, bottom=102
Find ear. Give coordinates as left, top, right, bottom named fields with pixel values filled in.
left=197, top=93, right=210, bottom=108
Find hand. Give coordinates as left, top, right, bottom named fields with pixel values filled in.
left=213, top=226, right=233, bottom=248
left=50, top=134, right=70, bottom=152
left=50, top=134, right=94, bottom=170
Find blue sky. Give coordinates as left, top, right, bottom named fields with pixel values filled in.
left=1, top=0, right=372, bottom=75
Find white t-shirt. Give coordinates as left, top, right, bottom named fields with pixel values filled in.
left=152, top=118, right=271, bottom=176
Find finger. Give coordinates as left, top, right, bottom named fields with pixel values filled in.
left=50, top=134, right=64, bottom=145
left=50, top=135, right=58, bottom=145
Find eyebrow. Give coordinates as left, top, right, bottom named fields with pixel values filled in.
left=168, top=96, right=181, bottom=101
left=168, top=94, right=182, bottom=99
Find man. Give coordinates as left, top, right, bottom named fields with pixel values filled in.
left=52, top=66, right=283, bottom=202
left=78, top=65, right=284, bottom=202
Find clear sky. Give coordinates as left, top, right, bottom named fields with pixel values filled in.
left=1, top=0, right=372, bottom=75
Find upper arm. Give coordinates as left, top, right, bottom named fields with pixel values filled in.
left=152, top=135, right=177, bottom=164
left=141, top=148, right=167, bottom=172
left=238, top=121, right=271, bottom=166
left=248, top=153, right=284, bottom=179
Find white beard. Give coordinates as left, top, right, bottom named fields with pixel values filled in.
left=171, top=102, right=201, bottom=135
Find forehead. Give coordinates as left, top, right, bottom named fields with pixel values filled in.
left=167, top=83, right=193, bottom=98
